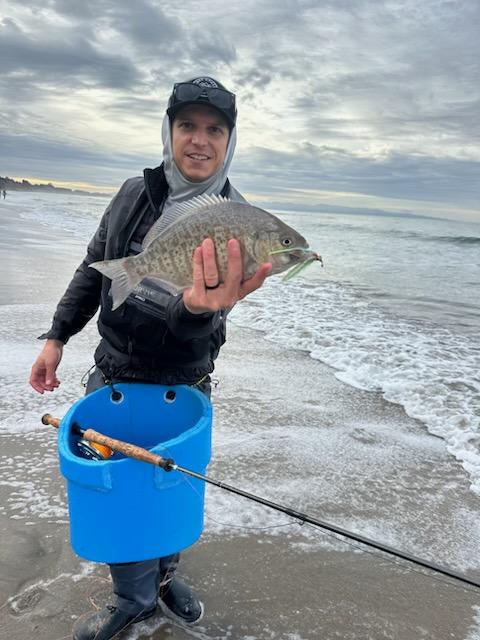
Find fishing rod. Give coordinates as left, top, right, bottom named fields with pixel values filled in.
left=42, top=413, right=480, bottom=591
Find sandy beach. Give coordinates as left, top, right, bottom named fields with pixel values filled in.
left=1, top=200, right=480, bottom=640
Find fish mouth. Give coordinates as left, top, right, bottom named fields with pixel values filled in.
left=268, top=246, right=323, bottom=282
left=283, top=252, right=323, bottom=281
left=270, top=246, right=323, bottom=265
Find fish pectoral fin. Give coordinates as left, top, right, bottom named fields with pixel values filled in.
left=90, top=257, right=144, bottom=310
left=242, top=253, right=260, bottom=281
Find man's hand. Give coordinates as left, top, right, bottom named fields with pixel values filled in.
left=29, top=339, right=63, bottom=394
left=182, top=238, right=271, bottom=315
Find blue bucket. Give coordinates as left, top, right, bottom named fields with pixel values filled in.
left=58, top=383, right=212, bottom=563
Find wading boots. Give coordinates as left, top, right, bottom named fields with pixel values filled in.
left=72, top=578, right=203, bottom=639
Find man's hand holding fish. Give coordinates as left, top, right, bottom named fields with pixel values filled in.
left=183, top=237, right=272, bottom=314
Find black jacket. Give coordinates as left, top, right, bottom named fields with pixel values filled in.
left=41, top=165, right=233, bottom=384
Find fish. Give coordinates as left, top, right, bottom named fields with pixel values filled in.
left=90, top=194, right=322, bottom=310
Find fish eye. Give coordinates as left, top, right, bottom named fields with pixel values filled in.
left=282, top=237, right=292, bottom=247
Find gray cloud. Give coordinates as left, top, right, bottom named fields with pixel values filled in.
left=232, top=145, right=480, bottom=208
left=0, top=0, right=479, bottom=218
left=0, top=132, right=157, bottom=186
left=0, top=16, right=141, bottom=89
left=188, top=30, right=237, bottom=66
left=100, top=1, right=183, bottom=54
left=4, top=127, right=478, bottom=212
left=231, top=0, right=480, bottom=150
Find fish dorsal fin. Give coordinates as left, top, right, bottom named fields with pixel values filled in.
left=176, top=193, right=230, bottom=214
left=142, top=194, right=231, bottom=248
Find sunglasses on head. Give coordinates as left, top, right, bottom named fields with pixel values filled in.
left=171, top=82, right=236, bottom=111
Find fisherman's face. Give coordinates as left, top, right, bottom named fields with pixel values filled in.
left=172, top=105, right=230, bottom=182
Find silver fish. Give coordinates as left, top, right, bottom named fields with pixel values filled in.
left=90, top=194, right=321, bottom=310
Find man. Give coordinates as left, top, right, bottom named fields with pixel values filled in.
left=30, top=77, right=271, bottom=640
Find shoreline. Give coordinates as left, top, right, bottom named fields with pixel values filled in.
left=1, top=203, right=480, bottom=639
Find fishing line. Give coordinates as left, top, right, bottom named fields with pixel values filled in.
left=156, top=438, right=296, bottom=534
left=157, top=439, right=480, bottom=593
left=179, top=457, right=480, bottom=595
left=80, top=365, right=96, bottom=388
left=302, top=521, right=480, bottom=597
left=173, top=461, right=480, bottom=589
left=165, top=457, right=480, bottom=591
left=41, top=415, right=480, bottom=593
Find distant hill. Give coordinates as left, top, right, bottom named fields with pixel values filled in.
left=0, top=176, right=109, bottom=198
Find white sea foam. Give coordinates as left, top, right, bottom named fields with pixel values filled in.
left=466, top=607, right=480, bottom=640
left=0, top=300, right=98, bottom=521
left=0, top=302, right=99, bottom=435
left=230, top=277, right=480, bottom=495
left=8, top=190, right=105, bottom=240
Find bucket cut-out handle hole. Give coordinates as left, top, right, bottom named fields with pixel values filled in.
left=164, top=390, right=176, bottom=403
left=110, top=390, right=124, bottom=404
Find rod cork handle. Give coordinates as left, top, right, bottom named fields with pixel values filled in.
left=41, top=414, right=174, bottom=470
left=42, top=413, right=61, bottom=428
left=81, top=428, right=173, bottom=470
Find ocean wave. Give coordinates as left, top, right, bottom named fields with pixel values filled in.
left=315, top=222, right=480, bottom=246
left=282, top=212, right=480, bottom=246
left=419, top=234, right=480, bottom=245
left=230, top=278, right=480, bottom=495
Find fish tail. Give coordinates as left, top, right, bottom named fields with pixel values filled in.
left=90, top=257, right=143, bottom=310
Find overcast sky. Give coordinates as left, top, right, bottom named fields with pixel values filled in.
left=1, top=0, right=479, bottom=220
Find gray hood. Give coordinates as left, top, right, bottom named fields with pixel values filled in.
left=159, top=114, right=245, bottom=233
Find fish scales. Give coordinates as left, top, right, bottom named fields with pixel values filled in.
left=139, top=202, right=275, bottom=282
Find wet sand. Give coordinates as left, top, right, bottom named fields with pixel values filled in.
left=1, top=200, right=480, bottom=639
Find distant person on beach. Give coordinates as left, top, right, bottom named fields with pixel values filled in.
left=2, top=190, right=5, bottom=199
left=29, top=77, right=271, bottom=640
